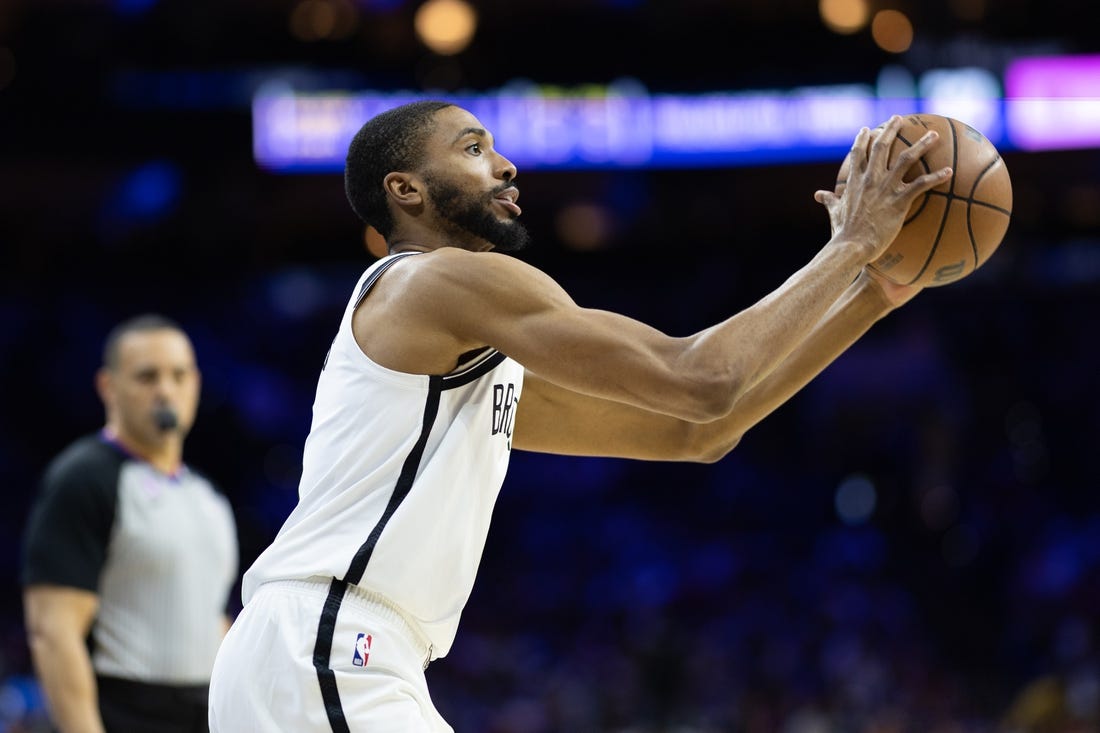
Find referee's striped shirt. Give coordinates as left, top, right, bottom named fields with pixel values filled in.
left=22, top=433, right=238, bottom=683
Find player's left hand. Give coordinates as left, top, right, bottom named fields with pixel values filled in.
left=862, top=266, right=923, bottom=307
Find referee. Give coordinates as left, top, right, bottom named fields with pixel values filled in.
left=21, top=314, right=239, bottom=733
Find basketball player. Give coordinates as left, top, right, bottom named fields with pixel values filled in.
left=23, top=313, right=239, bottom=733
left=207, top=102, right=951, bottom=732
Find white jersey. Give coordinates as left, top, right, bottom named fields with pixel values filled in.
left=242, top=252, right=524, bottom=658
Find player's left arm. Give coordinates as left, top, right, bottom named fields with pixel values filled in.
left=512, top=268, right=918, bottom=461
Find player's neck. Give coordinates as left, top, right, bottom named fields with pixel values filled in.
left=388, top=236, right=494, bottom=254
left=387, top=240, right=433, bottom=254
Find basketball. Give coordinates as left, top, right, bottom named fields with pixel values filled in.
left=835, top=113, right=1013, bottom=288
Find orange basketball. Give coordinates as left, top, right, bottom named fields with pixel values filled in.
left=835, top=113, right=1013, bottom=288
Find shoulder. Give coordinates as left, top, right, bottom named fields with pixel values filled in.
left=42, top=434, right=124, bottom=496
left=364, top=248, right=551, bottom=320
left=29, top=435, right=123, bottom=531
left=352, top=247, right=571, bottom=371
left=393, top=248, right=561, bottom=306
left=397, top=247, right=532, bottom=279
left=23, top=436, right=123, bottom=587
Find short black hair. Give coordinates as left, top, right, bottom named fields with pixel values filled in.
left=344, top=100, right=455, bottom=239
left=102, top=313, right=185, bottom=370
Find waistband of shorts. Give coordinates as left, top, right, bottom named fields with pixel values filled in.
left=258, top=577, right=434, bottom=661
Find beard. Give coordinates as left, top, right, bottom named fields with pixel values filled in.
left=426, top=177, right=531, bottom=253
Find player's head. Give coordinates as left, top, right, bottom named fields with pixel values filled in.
left=345, top=100, right=529, bottom=253
left=97, top=313, right=201, bottom=448
left=346, top=100, right=450, bottom=239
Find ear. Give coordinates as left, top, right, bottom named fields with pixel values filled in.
left=94, top=367, right=113, bottom=407
left=383, top=172, right=423, bottom=208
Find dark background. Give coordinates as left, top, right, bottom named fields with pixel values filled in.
left=2, top=1, right=1099, bottom=731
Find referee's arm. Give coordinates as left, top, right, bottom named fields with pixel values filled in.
left=24, top=584, right=106, bottom=733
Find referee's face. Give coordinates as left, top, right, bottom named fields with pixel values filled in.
left=100, top=328, right=202, bottom=451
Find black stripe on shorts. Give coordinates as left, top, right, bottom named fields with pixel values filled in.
left=314, top=375, right=443, bottom=732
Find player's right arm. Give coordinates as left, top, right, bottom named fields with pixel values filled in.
left=401, top=237, right=867, bottom=423
left=508, top=267, right=914, bottom=461
left=23, top=585, right=105, bottom=733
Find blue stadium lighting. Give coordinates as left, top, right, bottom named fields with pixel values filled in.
left=251, top=58, right=1100, bottom=172
left=116, top=160, right=182, bottom=221
left=113, top=0, right=160, bottom=16
left=250, top=80, right=1007, bottom=172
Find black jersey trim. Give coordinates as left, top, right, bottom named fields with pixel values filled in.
left=354, top=251, right=422, bottom=307
left=454, top=345, right=491, bottom=369
left=442, top=351, right=506, bottom=389
left=315, top=376, right=443, bottom=731
left=344, top=375, right=441, bottom=583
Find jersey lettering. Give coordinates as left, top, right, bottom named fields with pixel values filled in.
left=492, top=383, right=517, bottom=440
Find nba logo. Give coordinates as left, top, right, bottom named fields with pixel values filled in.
left=352, top=633, right=372, bottom=667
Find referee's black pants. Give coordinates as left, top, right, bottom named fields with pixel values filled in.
left=96, top=675, right=210, bottom=733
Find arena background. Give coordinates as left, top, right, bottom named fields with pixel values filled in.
left=2, top=1, right=1098, bottom=731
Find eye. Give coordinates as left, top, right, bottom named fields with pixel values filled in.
left=466, top=141, right=482, bottom=155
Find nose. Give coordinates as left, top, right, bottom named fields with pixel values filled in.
left=152, top=371, right=181, bottom=399
left=496, top=152, right=517, bottom=183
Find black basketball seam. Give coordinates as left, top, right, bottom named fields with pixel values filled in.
left=960, top=156, right=1012, bottom=216
left=896, top=131, right=932, bottom=225
left=922, top=189, right=1008, bottom=215
left=966, top=156, right=1011, bottom=265
left=968, top=199, right=1012, bottom=216
left=906, top=117, right=958, bottom=285
left=841, top=116, right=1009, bottom=286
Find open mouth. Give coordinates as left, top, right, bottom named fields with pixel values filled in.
left=493, top=188, right=521, bottom=217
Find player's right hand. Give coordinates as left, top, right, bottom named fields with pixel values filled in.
left=814, top=115, right=953, bottom=263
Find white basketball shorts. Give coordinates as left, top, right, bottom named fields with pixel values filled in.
left=209, top=578, right=452, bottom=733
